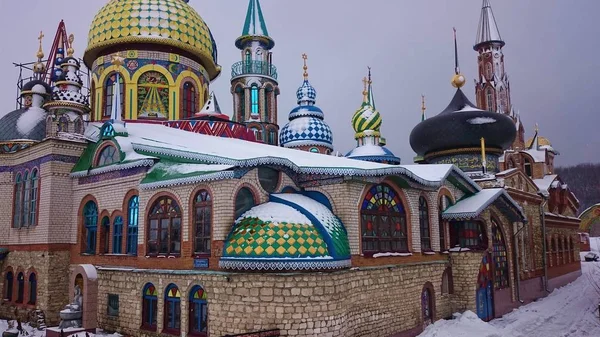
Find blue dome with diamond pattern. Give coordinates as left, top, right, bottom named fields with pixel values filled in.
left=281, top=78, right=333, bottom=150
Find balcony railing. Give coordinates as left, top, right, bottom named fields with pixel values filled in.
left=231, top=60, right=278, bottom=80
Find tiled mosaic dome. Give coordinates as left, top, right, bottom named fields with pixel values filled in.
left=220, top=194, right=351, bottom=271
left=84, top=0, right=220, bottom=79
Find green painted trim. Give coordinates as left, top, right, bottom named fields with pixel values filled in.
left=241, top=0, right=270, bottom=37
left=388, top=175, right=410, bottom=189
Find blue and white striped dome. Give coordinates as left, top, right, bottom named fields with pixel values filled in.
left=281, top=78, right=333, bottom=150
left=280, top=116, right=333, bottom=149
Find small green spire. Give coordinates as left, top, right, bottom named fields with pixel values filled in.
left=367, top=67, right=376, bottom=109
left=236, top=0, right=274, bottom=49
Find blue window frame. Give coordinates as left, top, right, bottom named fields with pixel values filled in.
left=251, top=85, right=259, bottom=115
left=28, top=273, right=37, bottom=305
left=189, top=286, right=208, bottom=336
left=127, top=196, right=139, bottom=255
left=102, top=216, right=110, bottom=254
left=13, top=173, right=22, bottom=228
left=164, top=284, right=181, bottom=333
left=113, top=216, right=123, bottom=254
left=142, top=283, right=158, bottom=330
left=84, top=201, right=98, bottom=254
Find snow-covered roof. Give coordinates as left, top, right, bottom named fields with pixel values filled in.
left=534, top=174, right=558, bottom=195
left=141, top=161, right=235, bottom=189
left=79, top=122, right=479, bottom=191
left=346, top=144, right=401, bottom=164
left=523, top=148, right=547, bottom=163
left=443, top=188, right=524, bottom=221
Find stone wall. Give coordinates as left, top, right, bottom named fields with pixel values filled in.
left=95, top=261, right=450, bottom=337
left=0, top=250, right=70, bottom=325
left=449, top=251, right=484, bottom=312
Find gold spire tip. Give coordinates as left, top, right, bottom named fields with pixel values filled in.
left=362, top=77, right=368, bottom=102
left=421, top=94, right=426, bottom=113
left=36, top=31, right=45, bottom=60
left=67, top=34, right=75, bottom=57
left=302, top=53, right=308, bottom=80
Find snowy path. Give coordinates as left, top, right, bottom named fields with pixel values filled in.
left=419, top=238, right=600, bottom=337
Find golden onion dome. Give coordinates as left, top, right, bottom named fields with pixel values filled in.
left=84, top=0, right=220, bottom=80
left=526, top=135, right=552, bottom=148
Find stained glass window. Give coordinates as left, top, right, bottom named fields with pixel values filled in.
left=486, top=88, right=493, bottom=111
left=105, top=73, right=125, bottom=118
left=28, top=273, right=37, bottom=305
left=419, top=197, right=431, bottom=251
left=147, top=197, right=182, bottom=256
left=492, top=220, right=509, bottom=290
left=138, top=71, right=169, bottom=119
left=234, top=187, right=256, bottom=220
left=164, top=284, right=181, bottom=332
left=97, top=145, right=119, bottom=167
left=251, top=85, right=259, bottom=116
left=127, top=196, right=139, bottom=255
left=360, top=184, right=408, bottom=254
left=142, top=283, right=158, bottom=330
left=16, top=273, right=24, bottom=303
left=5, top=272, right=13, bottom=301
left=113, top=216, right=123, bottom=254
left=450, top=220, right=487, bottom=250
left=83, top=201, right=98, bottom=254
left=182, top=82, right=196, bottom=119
left=421, top=287, right=432, bottom=326
left=23, top=171, right=30, bottom=227
left=189, top=286, right=208, bottom=336
left=194, top=190, right=212, bottom=255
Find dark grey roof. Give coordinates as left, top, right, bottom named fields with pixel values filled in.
left=409, top=89, right=516, bottom=157
left=21, top=80, right=52, bottom=94
left=0, top=108, right=47, bottom=142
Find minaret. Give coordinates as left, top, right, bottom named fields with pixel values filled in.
left=231, top=0, right=280, bottom=145
left=473, top=0, right=511, bottom=116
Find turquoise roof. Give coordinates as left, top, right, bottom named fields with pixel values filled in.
left=236, top=0, right=274, bottom=49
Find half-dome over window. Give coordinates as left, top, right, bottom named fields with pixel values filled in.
left=258, top=167, right=279, bottom=193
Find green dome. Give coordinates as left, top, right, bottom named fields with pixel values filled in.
left=352, top=102, right=382, bottom=134
left=84, top=0, right=220, bottom=79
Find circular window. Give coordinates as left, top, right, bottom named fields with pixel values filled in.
left=309, top=147, right=319, bottom=153
left=258, top=167, right=280, bottom=193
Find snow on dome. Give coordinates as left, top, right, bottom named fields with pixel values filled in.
left=467, top=117, right=497, bottom=124
left=16, top=107, right=46, bottom=136
left=220, top=193, right=351, bottom=271
left=31, top=83, right=47, bottom=94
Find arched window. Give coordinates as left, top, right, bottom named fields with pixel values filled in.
left=13, top=173, right=23, bottom=228
left=189, top=286, right=208, bottom=336
left=104, top=72, right=125, bottom=118
left=234, top=187, right=256, bottom=220
left=258, top=167, right=280, bottom=193
left=142, top=283, right=158, bottom=331
left=264, top=86, right=273, bottom=121
left=250, top=85, right=259, bottom=116
left=23, top=171, right=30, bottom=227
left=193, top=190, right=212, bottom=255
left=96, top=145, right=119, bottom=167
left=113, top=216, right=124, bottom=254
left=182, top=81, right=197, bottom=119
left=244, top=50, right=252, bottom=72
left=421, top=287, right=433, bottom=326
left=485, top=88, right=494, bottom=111
left=83, top=201, right=98, bottom=254
left=492, top=219, right=509, bottom=289
left=74, top=118, right=83, bottom=134
left=58, top=116, right=69, bottom=132
left=102, top=216, right=110, bottom=254
left=507, top=158, right=515, bottom=169
left=441, top=268, right=454, bottom=294
left=485, top=62, right=493, bottom=79
left=524, top=159, right=532, bottom=178
left=138, top=71, right=169, bottom=119
left=234, top=86, right=244, bottom=122
left=164, top=284, right=181, bottom=334
left=439, top=196, right=452, bottom=252
left=147, top=196, right=182, bottom=256
left=360, top=184, right=408, bottom=254
left=450, top=220, right=487, bottom=250
left=558, top=236, right=564, bottom=265
left=127, top=196, right=139, bottom=255
left=16, top=272, right=24, bottom=303
left=4, top=271, right=13, bottom=301
left=28, top=273, right=37, bottom=305
left=419, top=196, right=431, bottom=251
left=309, top=147, right=319, bottom=153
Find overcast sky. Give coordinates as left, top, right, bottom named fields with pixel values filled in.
left=0, top=0, right=598, bottom=166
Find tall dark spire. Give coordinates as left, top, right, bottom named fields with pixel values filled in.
left=474, top=0, right=504, bottom=50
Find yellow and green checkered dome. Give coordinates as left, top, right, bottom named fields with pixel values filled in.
left=84, top=0, right=220, bottom=80
left=352, top=101, right=382, bottom=134
left=220, top=193, right=351, bottom=271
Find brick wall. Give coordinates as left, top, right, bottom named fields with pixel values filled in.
left=95, top=261, right=449, bottom=337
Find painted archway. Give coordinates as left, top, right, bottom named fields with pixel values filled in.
left=476, top=253, right=494, bottom=322
left=69, top=265, right=98, bottom=331
left=580, top=203, right=600, bottom=236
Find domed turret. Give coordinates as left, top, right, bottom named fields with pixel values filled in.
left=84, top=0, right=220, bottom=79
left=279, top=55, right=333, bottom=154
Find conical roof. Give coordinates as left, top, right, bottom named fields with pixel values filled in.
left=236, top=0, right=274, bottom=49
left=474, top=0, right=504, bottom=49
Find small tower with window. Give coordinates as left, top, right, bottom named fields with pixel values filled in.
left=230, top=0, right=280, bottom=145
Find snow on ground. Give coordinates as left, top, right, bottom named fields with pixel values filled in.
left=419, top=238, right=600, bottom=337
left=0, top=320, right=120, bottom=337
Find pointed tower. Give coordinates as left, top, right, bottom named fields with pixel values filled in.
left=474, top=0, right=512, bottom=117
left=231, top=0, right=280, bottom=145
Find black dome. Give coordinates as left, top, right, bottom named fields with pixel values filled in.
left=21, top=79, right=52, bottom=95
left=410, top=89, right=516, bottom=157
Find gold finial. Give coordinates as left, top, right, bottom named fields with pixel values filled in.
left=421, top=95, right=426, bottom=114
left=67, top=34, right=75, bottom=57
left=302, top=53, right=308, bottom=80
left=367, top=66, right=372, bottom=85
left=451, top=74, right=466, bottom=88
left=362, top=77, right=368, bottom=102
left=111, top=55, right=125, bottom=67
left=36, top=31, right=45, bottom=60
left=451, top=27, right=466, bottom=88
left=535, top=123, right=539, bottom=133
